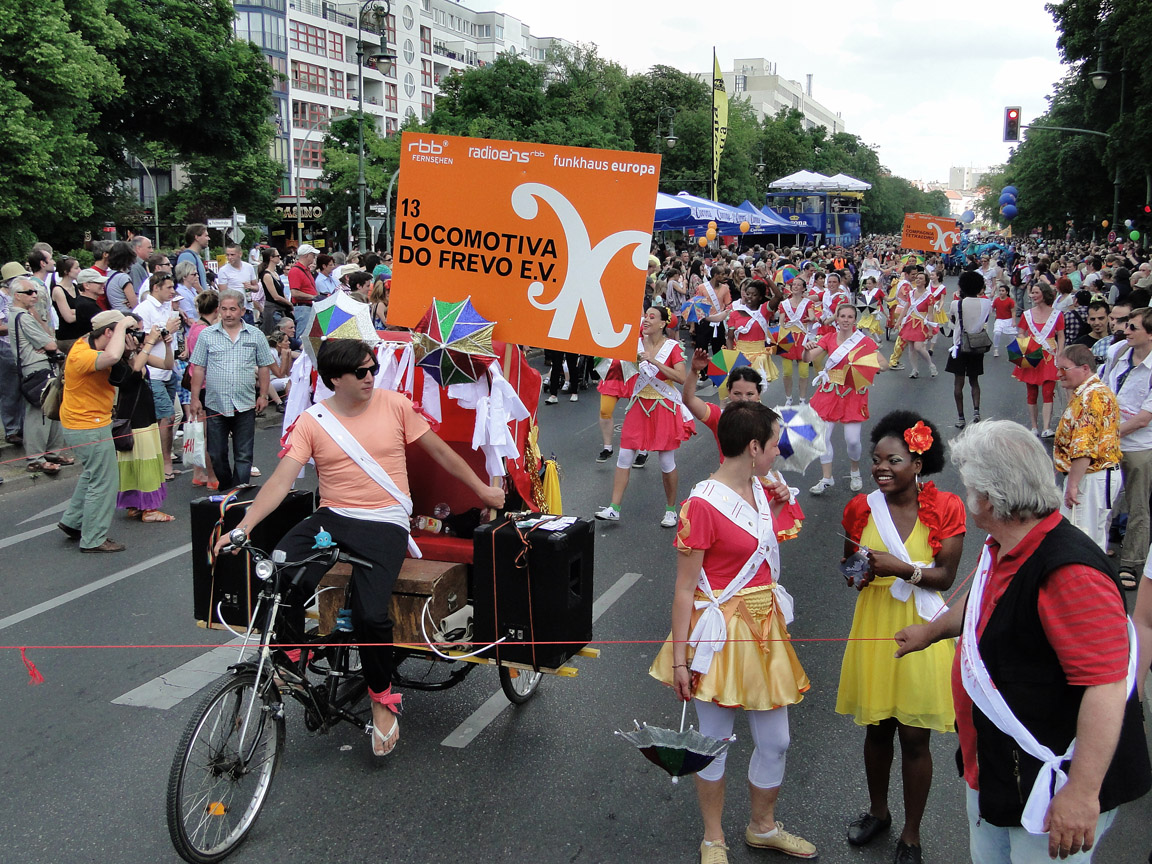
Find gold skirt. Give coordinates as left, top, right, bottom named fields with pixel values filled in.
left=734, top=339, right=779, bottom=384
left=650, top=585, right=810, bottom=710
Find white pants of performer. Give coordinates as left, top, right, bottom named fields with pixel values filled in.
left=820, top=421, right=863, bottom=466
left=992, top=319, right=1016, bottom=349
left=694, top=700, right=789, bottom=787
left=1060, top=467, right=1121, bottom=551
left=967, top=788, right=1117, bottom=864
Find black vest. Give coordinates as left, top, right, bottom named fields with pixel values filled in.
left=967, top=518, right=1151, bottom=827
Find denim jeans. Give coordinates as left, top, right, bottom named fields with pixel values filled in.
left=0, top=341, right=23, bottom=438
left=967, top=787, right=1116, bottom=863
left=206, top=409, right=256, bottom=490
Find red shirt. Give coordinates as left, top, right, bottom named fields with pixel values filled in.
left=287, top=262, right=316, bottom=304
left=675, top=492, right=773, bottom=590
left=952, top=511, right=1130, bottom=790
left=992, top=296, right=1015, bottom=321
left=702, top=402, right=722, bottom=458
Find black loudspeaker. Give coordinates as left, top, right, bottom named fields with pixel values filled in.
left=191, top=486, right=315, bottom=629
left=472, top=517, right=594, bottom=669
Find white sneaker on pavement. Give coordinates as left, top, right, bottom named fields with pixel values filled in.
left=594, top=506, right=620, bottom=521
left=849, top=473, right=863, bottom=491
left=660, top=510, right=677, bottom=528
left=809, top=477, right=835, bottom=495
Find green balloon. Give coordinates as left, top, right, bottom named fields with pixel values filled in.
left=1131, top=230, right=1141, bottom=240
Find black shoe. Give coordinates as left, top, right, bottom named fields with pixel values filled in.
left=847, top=812, right=891, bottom=846
left=632, top=452, right=648, bottom=469
left=597, top=447, right=612, bottom=463
left=57, top=522, right=81, bottom=541
left=894, top=841, right=923, bottom=864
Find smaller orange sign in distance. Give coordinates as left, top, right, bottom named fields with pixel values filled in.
left=901, top=212, right=962, bottom=254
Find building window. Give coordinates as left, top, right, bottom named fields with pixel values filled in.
left=734, top=74, right=746, bottom=94
left=298, top=177, right=328, bottom=192
left=266, top=54, right=288, bottom=92
left=329, top=31, right=344, bottom=62
left=420, top=26, right=431, bottom=54
left=295, top=139, right=324, bottom=170
left=403, top=38, right=415, bottom=64
left=402, top=5, right=414, bottom=30
left=290, top=21, right=326, bottom=57
left=422, top=90, right=433, bottom=118
left=404, top=72, right=415, bottom=98
left=291, top=61, right=327, bottom=94
left=235, top=11, right=286, bottom=53
left=386, top=117, right=398, bottom=136
left=385, top=82, right=398, bottom=112
left=269, top=137, right=289, bottom=168
left=383, top=14, right=396, bottom=46
left=292, top=100, right=329, bottom=130
left=421, top=59, right=432, bottom=88
left=495, top=25, right=503, bottom=40
left=330, top=70, right=344, bottom=98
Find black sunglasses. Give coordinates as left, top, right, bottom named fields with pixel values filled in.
left=352, top=362, right=380, bottom=379
left=15, top=289, right=37, bottom=295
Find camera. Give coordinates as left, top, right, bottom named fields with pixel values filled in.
left=159, top=328, right=169, bottom=339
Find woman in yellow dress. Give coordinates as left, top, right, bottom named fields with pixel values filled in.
left=836, top=411, right=965, bottom=864
left=726, top=278, right=779, bottom=390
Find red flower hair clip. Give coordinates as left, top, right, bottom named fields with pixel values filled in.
left=904, top=421, right=933, bottom=455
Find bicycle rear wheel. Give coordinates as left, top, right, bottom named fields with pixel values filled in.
left=498, top=665, right=542, bottom=704
left=166, top=670, right=285, bottom=864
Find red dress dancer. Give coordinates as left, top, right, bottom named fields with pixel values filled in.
left=594, top=356, right=637, bottom=463
left=896, top=274, right=936, bottom=379
left=1012, top=285, right=1064, bottom=436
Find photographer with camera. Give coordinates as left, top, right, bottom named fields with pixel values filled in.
left=134, top=272, right=183, bottom=481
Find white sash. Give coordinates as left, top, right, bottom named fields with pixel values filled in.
left=781, top=297, right=810, bottom=330
left=822, top=289, right=849, bottom=320
left=898, top=289, right=932, bottom=330
left=960, top=541, right=1139, bottom=834
left=686, top=478, right=793, bottom=675
left=730, top=300, right=769, bottom=340
left=1024, top=308, right=1060, bottom=350
left=629, top=338, right=691, bottom=420
left=864, top=489, right=947, bottom=621
left=701, top=282, right=725, bottom=337
left=812, top=329, right=865, bottom=389
left=305, top=402, right=422, bottom=558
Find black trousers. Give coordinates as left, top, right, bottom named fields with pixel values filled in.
left=275, top=509, right=407, bottom=693
left=546, top=350, right=582, bottom=397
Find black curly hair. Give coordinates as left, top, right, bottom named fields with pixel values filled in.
left=870, top=410, right=946, bottom=475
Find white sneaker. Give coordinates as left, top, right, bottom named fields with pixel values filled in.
left=992, top=349, right=1000, bottom=357
left=660, top=510, right=677, bottom=528
left=561, top=381, right=570, bottom=392
left=594, top=506, right=620, bottom=521
left=784, top=396, right=794, bottom=407
left=929, top=364, right=938, bottom=378
left=250, top=466, right=261, bottom=477
left=849, top=473, right=863, bottom=491
left=809, top=477, right=834, bottom=495
left=570, top=393, right=578, bottom=402
left=545, top=395, right=558, bottom=404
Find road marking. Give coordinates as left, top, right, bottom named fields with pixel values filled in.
left=18, top=500, right=69, bottom=525
left=0, top=543, right=191, bottom=632
left=441, top=571, right=641, bottom=749
left=0, top=524, right=58, bottom=551
left=113, top=637, right=245, bottom=709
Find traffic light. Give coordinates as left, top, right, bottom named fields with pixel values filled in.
left=1003, top=107, right=1021, bottom=142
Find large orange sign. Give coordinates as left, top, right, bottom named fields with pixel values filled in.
left=901, top=212, right=962, bottom=254
left=388, top=133, right=661, bottom=361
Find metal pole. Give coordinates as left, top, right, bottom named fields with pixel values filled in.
left=385, top=167, right=400, bottom=252
left=135, top=157, right=160, bottom=244
left=1113, top=67, right=1126, bottom=231
left=357, top=5, right=367, bottom=254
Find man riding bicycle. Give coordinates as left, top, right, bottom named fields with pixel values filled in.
left=214, top=339, right=505, bottom=756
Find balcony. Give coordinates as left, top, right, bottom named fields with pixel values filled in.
left=289, top=0, right=364, bottom=31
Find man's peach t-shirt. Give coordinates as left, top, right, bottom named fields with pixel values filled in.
left=284, top=389, right=430, bottom=510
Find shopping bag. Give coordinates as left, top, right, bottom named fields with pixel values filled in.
left=182, top=420, right=206, bottom=469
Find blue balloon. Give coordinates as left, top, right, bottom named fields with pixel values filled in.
left=961, top=209, right=976, bottom=223
left=1002, top=186, right=1018, bottom=196
left=1001, top=204, right=1018, bottom=220
left=998, top=193, right=1016, bottom=206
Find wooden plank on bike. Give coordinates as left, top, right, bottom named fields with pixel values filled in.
left=398, top=643, right=581, bottom=677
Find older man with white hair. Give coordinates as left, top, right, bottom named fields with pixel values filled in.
left=895, top=420, right=1150, bottom=863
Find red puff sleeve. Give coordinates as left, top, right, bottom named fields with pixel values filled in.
left=841, top=494, right=872, bottom=544
left=916, top=482, right=967, bottom=557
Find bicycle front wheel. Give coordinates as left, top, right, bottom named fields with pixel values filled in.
left=166, top=670, right=285, bottom=864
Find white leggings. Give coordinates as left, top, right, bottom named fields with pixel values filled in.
left=820, top=421, right=863, bottom=465
left=616, top=447, right=676, bottom=473
left=695, top=700, right=790, bottom=788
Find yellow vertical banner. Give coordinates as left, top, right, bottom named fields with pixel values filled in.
left=711, top=51, right=728, bottom=202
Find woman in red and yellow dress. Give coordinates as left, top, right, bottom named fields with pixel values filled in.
left=895, top=273, right=936, bottom=379
left=836, top=412, right=965, bottom=864
left=803, top=304, right=888, bottom=495
left=651, top=402, right=816, bottom=863
left=595, top=306, right=695, bottom=527
left=726, top=279, right=778, bottom=389
left=1013, top=280, right=1064, bottom=437
left=776, top=277, right=816, bottom=406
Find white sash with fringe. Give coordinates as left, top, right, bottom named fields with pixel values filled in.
left=812, top=329, right=865, bottom=389
left=780, top=297, right=810, bottom=331
left=701, top=282, right=725, bottom=337
left=960, top=541, right=1138, bottom=834
left=629, top=339, right=690, bottom=420
left=1023, top=308, right=1060, bottom=354
left=865, top=489, right=946, bottom=621
left=686, top=478, right=794, bottom=675
left=730, top=300, right=769, bottom=340
left=305, top=402, right=422, bottom=558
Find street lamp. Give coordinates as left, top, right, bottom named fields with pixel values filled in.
left=1090, top=34, right=1125, bottom=229
left=354, top=0, right=396, bottom=254
left=656, top=107, right=677, bottom=149
left=293, top=119, right=326, bottom=246
left=131, top=154, right=161, bottom=244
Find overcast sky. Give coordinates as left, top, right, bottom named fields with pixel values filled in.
left=488, top=0, right=1070, bottom=184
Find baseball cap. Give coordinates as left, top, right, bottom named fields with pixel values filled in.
left=1, top=261, right=30, bottom=282
left=77, top=268, right=108, bottom=284
left=297, top=244, right=319, bottom=256
left=90, top=310, right=125, bottom=331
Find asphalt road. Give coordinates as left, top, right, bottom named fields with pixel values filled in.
left=1, top=310, right=1149, bottom=864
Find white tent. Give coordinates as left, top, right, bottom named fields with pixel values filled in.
left=825, top=172, right=872, bottom=192
left=767, top=170, right=836, bottom=191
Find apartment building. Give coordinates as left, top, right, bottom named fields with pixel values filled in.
left=721, top=58, right=846, bottom=135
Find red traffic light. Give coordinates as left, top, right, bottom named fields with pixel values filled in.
left=1003, top=106, right=1022, bottom=142
left=1145, top=205, right=1151, bottom=214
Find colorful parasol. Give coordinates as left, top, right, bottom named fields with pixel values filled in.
left=1007, top=334, right=1045, bottom=369
left=680, top=296, right=713, bottom=324
left=411, top=296, right=498, bottom=386
left=901, top=253, right=926, bottom=266
left=706, top=349, right=750, bottom=387
left=775, top=264, right=800, bottom=284
left=616, top=705, right=731, bottom=784
left=774, top=327, right=803, bottom=353
left=827, top=340, right=882, bottom=390
left=772, top=404, right=827, bottom=473
left=303, top=291, right=381, bottom=365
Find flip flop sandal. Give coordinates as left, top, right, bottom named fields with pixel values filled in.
left=44, top=454, right=75, bottom=466
left=1120, top=571, right=1138, bottom=591
left=141, top=510, right=176, bottom=523
left=367, top=716, right=399, bottom=756
left=125, top=508, right=142, bottom=519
